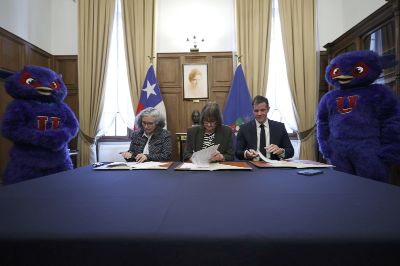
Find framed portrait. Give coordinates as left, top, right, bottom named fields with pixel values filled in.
left=183, top=64, right=208, bottom=99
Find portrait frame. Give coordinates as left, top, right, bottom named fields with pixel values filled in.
left=183, top=64, right=208, bottom=100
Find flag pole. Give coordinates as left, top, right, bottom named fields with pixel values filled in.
left=147, top=55, right=155, bottom=64
left=235, top=54, right=242, bottom=64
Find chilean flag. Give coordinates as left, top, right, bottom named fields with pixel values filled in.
left=223, top=64, right=254, bottom=140
left=136, top=65, right=167, bottom=127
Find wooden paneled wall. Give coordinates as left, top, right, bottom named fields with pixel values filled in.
left=0, top=27, right=79, bottom=179
left=53, top=55, right=79, bottom=160
left=157, top=52, right=234, bottom=161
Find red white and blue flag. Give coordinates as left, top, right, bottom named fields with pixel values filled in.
left=136, top=65, right=167, bottom=127
left=223, top=64, right=254, bottom=138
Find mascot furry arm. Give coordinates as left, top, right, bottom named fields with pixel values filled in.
left=317, top=50, right=400, bottom=182
left=1, top=65, right=79, bottom=185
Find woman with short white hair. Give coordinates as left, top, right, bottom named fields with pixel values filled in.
left=120, top=107, right=171, bottom=162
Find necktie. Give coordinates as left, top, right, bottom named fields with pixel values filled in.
left=259, top=124, right=266, bottom=157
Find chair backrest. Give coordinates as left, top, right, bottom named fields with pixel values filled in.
left=176, top=133, right=187, bottom=161
left=97, top=141, right=131, bottom=162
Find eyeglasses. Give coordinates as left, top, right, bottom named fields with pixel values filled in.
left=142, top=121, right=155, bottom=126
left=203, top=120, right=217, bottom=125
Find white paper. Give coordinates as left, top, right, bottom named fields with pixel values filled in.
left=191, top=144, right=220, bottom=167
left=258, top=153, right=333, bottom=168
left=133, top=161, right=165, bottom=169
left=106, top=162, right=137, bottom=168
left=100, top=161, right=167, bottom=170
left=179, top=162, right=208, bottom=170
left=258, top=152, right=279, bottom=164
left=179, top=162, right=247, bottom=171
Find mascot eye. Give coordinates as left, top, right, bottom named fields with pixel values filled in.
left=50, top=80, right=61, bottom=91
left=355, top=66, right=364, bottom=73
left=329, top=65, right=341, bottom=78
left=352, top=62, right=368, bottom=77
left=25, top=78, right=36, bottom=85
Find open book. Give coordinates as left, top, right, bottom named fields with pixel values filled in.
left=175, top=161, right=252, bottom=171
left=250, top=153, right=334, bottom=168
left=93, top=161, right=173, bottom=170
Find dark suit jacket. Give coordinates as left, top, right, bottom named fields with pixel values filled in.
left=184, top=125, right=234, bottom=161
left=235, top=119, right=294, bottom=160
left=126, top=129, right=172, bottom=162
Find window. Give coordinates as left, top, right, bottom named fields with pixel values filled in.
left=98, top=0, right=135, bottom=138
left=266, top=0, right=298, bottom=135
left=365, top=22, right=396, bottom=87
left=266, top=0, right=299, bottom=159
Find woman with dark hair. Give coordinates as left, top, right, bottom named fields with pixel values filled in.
left=120, top=107, right=171, bottom=162
left=184, top=102, right=234, bottom=162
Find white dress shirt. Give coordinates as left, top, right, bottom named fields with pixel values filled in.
left=142, top=133, right=153, bottom=155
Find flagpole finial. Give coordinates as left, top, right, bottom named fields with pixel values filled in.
left=235, top=54, right=242, bottom=64
left=148, top=56, right=155, bottom=64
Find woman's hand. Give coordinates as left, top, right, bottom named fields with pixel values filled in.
left=211, top=151, right=224, bottom=162
left=135, top=153, right=148, bottom=163
left=120, top=151, right=132, bottom=159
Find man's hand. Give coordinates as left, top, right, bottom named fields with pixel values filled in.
left=245, top=149, right=259, bottom=159
left=266, top=144, right=284, bottom=155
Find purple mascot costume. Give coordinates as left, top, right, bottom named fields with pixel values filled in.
left=1, top=65, right=79, bottom=185
left=317, top=50, right=400, bottom=182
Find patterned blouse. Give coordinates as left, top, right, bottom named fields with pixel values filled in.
left=202, top=132, right=215, bottom=149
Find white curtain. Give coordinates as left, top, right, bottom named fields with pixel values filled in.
left=97, top=0, right=135, bottom=140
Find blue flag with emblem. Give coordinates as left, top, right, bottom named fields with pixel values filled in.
left=223, top=64, right=254, bottom=144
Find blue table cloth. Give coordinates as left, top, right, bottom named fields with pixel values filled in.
left=0, top=163, right=399, bottom=265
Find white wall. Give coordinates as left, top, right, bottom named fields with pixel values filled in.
left=50, top=0, right=78, bottom=55
left=317, top=0, right=344, bottom=50
left=342, top=0, right=386, bottom=33
left=318, top=0, right=386, bottom=50
left=158, top=0, right=386, bottom=52
left=0, top=0, right=389, bottom=54
left=157, top=0, right=235, bottom=53
left=0, top=0, right=52, bottom=52
left=0, top=0, right=77, bottom=55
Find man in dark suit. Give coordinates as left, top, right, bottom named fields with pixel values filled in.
left=236, top=95, right=294, bottom=160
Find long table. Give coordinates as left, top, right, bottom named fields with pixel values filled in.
left=1, top=163, right=399, bottom=265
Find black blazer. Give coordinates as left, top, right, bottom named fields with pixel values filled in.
left=126, top=129, right=172, bottom=162
left=184, top=125, right=234, bottom=161
left=235, top=119, right=294, bottom=160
